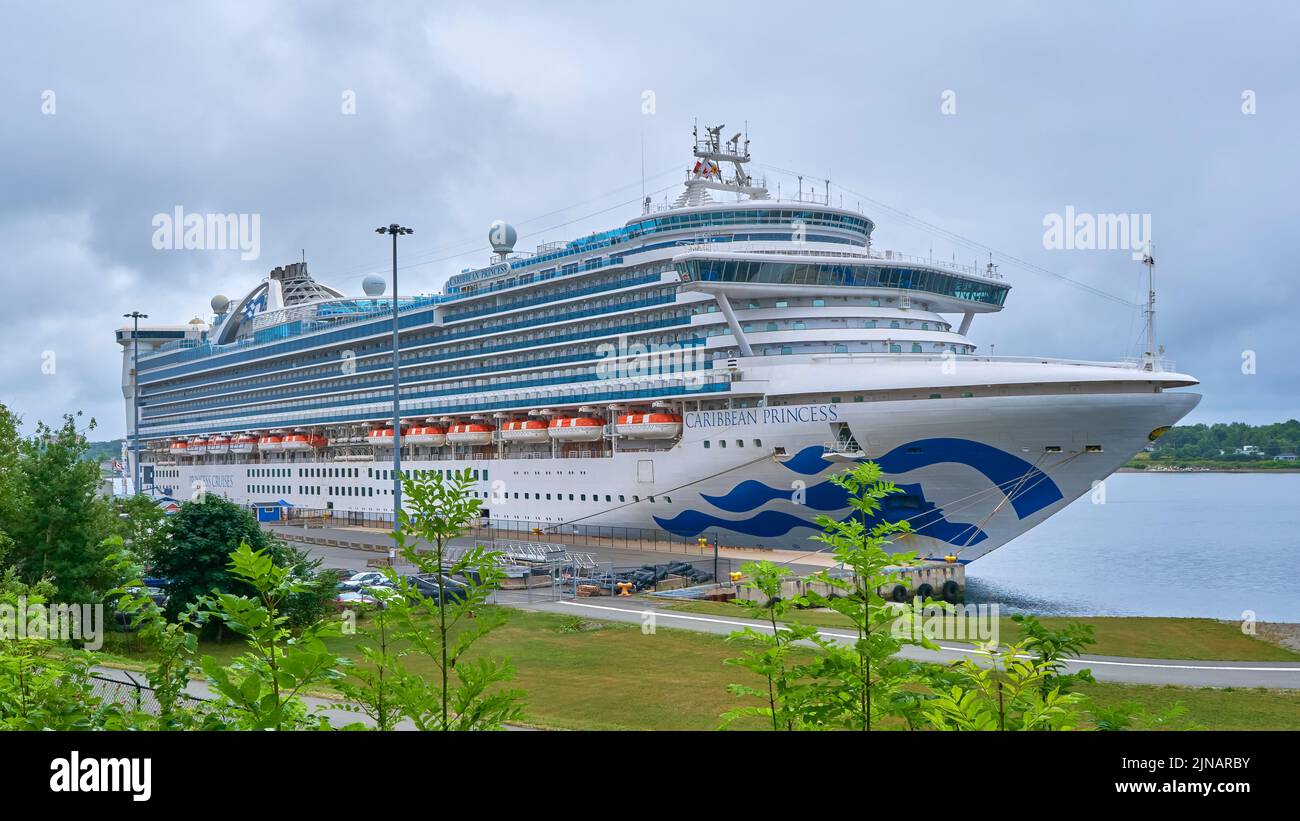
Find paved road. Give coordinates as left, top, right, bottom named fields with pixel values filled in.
left=528, top=597, right=1300, bottom=690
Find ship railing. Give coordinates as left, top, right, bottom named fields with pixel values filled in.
left=806, top=351, right=1185, bottom=372
left=1119, top=356, right=1179, bottom=372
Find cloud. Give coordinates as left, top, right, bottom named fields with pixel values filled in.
left=1, top=0, right=1297, bottom=436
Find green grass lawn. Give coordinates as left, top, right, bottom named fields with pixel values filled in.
left=96, top=605, right=1300, bottom=731
left=661, top=600, right=1300, bottom=662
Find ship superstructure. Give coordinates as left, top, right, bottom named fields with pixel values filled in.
left=117, top=125, right=1199, bottom=559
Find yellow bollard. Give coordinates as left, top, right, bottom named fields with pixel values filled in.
left=943, top=554, right=957, bottom=564
left=616, top=581, right=633, bottom=597
left=729, top=571, right=743, bottom=583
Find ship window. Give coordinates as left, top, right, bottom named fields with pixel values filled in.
left=719, top=440, right=727, bottom=448
left=1086, top=444, right=1104, bottom=452
left=633, top=496, right=640, bottom=502
left=835, top=344, right=848, bottom=353
left=1045, top=446, right=1062, bottom=453
left=854, top=395, right=864, bottom=402
left=890, top=321, right=900, bottom=329
left=775, top=300, right=788, bottom=308
left=930, top=393, right=941, bottom=399
left=812, top=299, right=825, bottom=307
left=865, top=320, right=877, bottom=328
left=605, top=495, right=612, bottom=502
left=753, top=439, right=762, bottom=447
left=736, top=440, right=744, bottom=447
left=766, top=322, right=778, bottom=331
left=912, top=344, right=923, bottom=353
left=780, top=346, right=793, bottom=355
left=580, top=494, right=586, bottom=501
left=619, top=495, right=625, bottom=502
left=831, top=396, right=841, bottom=403
left=793, top=321, right=806, bottom=330
left=703, top=440, right=710, bottom=449
left=546, top=493, right=552, bottom=500
left=961, top=392, right=974, bottom=398
left=568, top=494, right=574, bottom=500
left=648, top=496, right=655, bottom=503
left=890, top=344, right=902, bottom=353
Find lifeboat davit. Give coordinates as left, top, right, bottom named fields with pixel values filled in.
left=207, top=435, right=230, bottom=454
left=500, top=419, right=549, bottom=444
left=367, top=427, right=404, bottom=447
left=405, top=426, right=447, bottom=446
left=281, top=433, right=327, bottom=452
left=168, top=440, right=188, bottom=456
left=548, top=416, right=604, bottom=442
left=188, top=438, right=208, bottom=456
left=447, top=422, right=495, bottom=446
left=615, top=412, right=683, bottom=439
left=258, top=435, right=283, bottom=452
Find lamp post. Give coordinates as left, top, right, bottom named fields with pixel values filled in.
left=375, top=224, right=413, bottom=529
left=123, top=311, right=148, bottom=496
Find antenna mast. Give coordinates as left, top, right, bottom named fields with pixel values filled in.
left=1141, top=241, right=1157, bottom=371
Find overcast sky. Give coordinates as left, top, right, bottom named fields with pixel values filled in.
left=2, top=1, right=1296, bottom=439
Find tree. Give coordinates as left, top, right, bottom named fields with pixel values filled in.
left=0, top=404, right=25, bottom=564
left=721, top=560, right=827, bottom=730
left=922, top=640, right=1087, bottom=731
left=10, top=413, right=118, bottom=602
left=383, top=468, right=525, bottom=730
left=801, top=461, right=937, bottom=730
left=109, top=494, right=169, bottom=567
left=1010, top=614, right=1096, bottom=695
left=198, top=543, right=348, bottom=730
left=151, top=494, right=278, bottom=622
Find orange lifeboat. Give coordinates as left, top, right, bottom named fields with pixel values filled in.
left=258, top=434, right=284, bottom=452
left=188, top=438, right=208, bottom=456
left=366, top=427, right=405, bottom=447
left=500, top=419, right=549, bottom=444
left=281, top=433, right=327, bottom=452
left=446, top=422, right=495, bottom=446
left=405, top=425, right=447, bottom=446
left=168, top=440, right=189, bottom=456
left=229, top=434, right=257, bottom=454
left=615, top=412, right=683, bottom=439
left=207, top=435, right=230, bottom=454
left=548, top=416, right=604, bottom=442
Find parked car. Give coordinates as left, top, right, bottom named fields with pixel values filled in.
left=402, top=573, right=469, bottom=605
left=337, top=571, right=389, bottom=592
left=334, top=590, right=382, bottom=610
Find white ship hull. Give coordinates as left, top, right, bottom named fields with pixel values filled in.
left=145, top=390, right=1198, bottom=561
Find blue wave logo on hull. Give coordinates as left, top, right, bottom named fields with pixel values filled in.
left=656, top=438, right=1063, bottom=547
left=657, top=480, right=988, bottom=545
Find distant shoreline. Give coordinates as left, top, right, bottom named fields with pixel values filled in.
left=1118, top=466, right=1300, bottom=474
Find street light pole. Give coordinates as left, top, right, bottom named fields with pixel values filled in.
left=375, top=224, right=413, bottom=530
left=123, top=311, right=148, bottom=496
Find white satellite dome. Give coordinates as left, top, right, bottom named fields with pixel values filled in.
left=211, top=294, right=230, bottom=314
left=489, top=220, right=517, bottom=255
left=361, top=273, right=387, bottom=296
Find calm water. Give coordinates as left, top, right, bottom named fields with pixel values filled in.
left=965, top=473, right=1300, bottom=622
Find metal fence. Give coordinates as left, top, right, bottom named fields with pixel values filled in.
left=88, top=672, right=209, bottom=715
left=274, top=507, right=720, bottom=557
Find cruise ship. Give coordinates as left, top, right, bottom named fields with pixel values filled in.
left=116, top=125, right=1200, bottom=560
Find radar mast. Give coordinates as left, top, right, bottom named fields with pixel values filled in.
left=671, top=122, right=769, bottom=208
